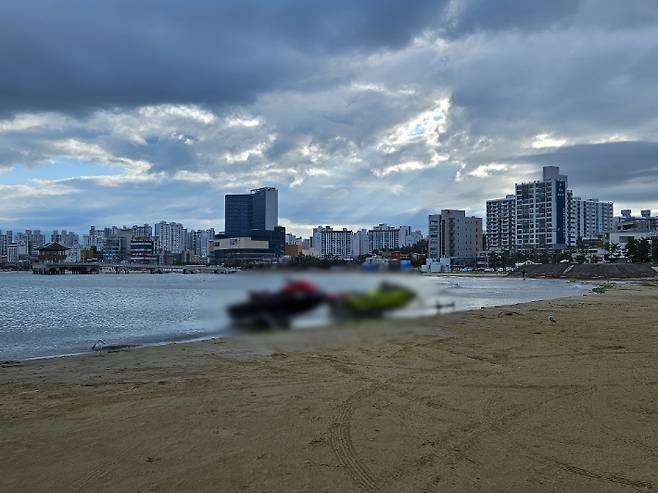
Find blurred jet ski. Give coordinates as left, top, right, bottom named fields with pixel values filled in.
left=330, top=281, right=416, bottom=319
left=228, top=279, right=326, bottom=328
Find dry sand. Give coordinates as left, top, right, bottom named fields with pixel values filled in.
left=2, top=283, right=658, bottom=492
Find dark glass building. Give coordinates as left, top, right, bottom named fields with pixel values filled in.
left=225, top=187, right=278, bottom=235
left=217, top=187, right=283, bottom=264
left=225, top=194, right=254, bottom=236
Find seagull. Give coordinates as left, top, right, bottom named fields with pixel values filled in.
left=91, top=339, right=106, bottom=354
left=548, top=313, right=557, bottom=324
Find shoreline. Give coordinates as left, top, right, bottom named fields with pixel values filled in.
left=3, top=276, right=591, bottom=363
left=3, top=284, right=658, bottom=491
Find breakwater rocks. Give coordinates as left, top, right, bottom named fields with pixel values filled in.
left=514, top=263, right=657, bottom=279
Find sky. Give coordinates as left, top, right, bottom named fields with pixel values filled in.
left=1, top=0, right=658, bottom=237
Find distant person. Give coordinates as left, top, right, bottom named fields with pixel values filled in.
left=522, top=268, right=526, bottom=280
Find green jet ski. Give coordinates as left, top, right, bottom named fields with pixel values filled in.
left=330, top=281, right=416, bottom=318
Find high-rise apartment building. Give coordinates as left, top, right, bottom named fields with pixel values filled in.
left=571, top=198, right=614, bottom=240
left=7, top=243, right=18, bottom=264
left=51, top=230, right=79, bottom=247
left=515, top=166, right=570, bottom=251
left=486, top=195, right=516, bottom=251
left=352, top=229, right=369, bottom=258
left=0, top=230, right=13, bottom=259
left=132, top=224, right=153, bottom=238
left=486, top=166, right=614, bottom=251
left=368, top=224, right=400, bottom=253
left=428, top=210, right=483, bottom=260
left=188, top=229, right=215, bottom=257
left=312, top=226, right=353, bottom=259
left=15, top=230, right=45, bottom=257
left=225, top=187, right=278, bottom=235
left=155, top=221, right=185, bottom=254
left=399, top=226, right=423, bottom=248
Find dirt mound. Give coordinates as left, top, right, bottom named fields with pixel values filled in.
left=514, top=263, right=657, bottom=279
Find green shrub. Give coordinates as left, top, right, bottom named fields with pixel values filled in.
left=592, top=282, right=615, bottom=293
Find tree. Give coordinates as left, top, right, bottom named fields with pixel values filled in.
left=605, top=242, right=620, bottom=263
left=399, top=239, right=427, bottom=255
left=500, top=249, right=513, bottom=267
left=625, top=238, right=639, bottom=262
left=285, top=254, right=352, bottom=270
left=638, top=239, right=651, bottom=263
left=652, top=240, right=658, bottom=263
left=556, top=249, right=573, bottom=263
left=512, top=251, right=527, bottom=264
left=488, top=251, right=501, bottom=268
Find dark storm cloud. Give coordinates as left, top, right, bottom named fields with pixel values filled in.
left=511, top=141, right=658, bottom=187
left=3, top=1, right=658, bottom=233
left=441, top=0, right=581, bottom=37
left=0, top=0, right=446, bottom=116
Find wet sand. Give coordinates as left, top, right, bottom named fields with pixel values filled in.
left=2, top=283, right=658, bottom=492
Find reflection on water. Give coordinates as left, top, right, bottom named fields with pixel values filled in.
left=0, top=272, right=587, bottom=360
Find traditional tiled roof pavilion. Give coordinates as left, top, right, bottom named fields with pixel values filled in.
left=37, top=242, right=70, bottom=263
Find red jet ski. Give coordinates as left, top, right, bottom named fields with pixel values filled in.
left=228, top=279, right=326, bottom=328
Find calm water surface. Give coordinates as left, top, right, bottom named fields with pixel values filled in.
left=0, top=272, right=587, bottom=360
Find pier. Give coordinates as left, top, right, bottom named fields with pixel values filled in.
left=31, top=262, right=236, bottom=275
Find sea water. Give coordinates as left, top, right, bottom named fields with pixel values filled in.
left=0, top=272, right=587, bottom=360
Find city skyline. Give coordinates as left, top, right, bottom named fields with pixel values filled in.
left=1, top=2, right=658, bottom=236
left=0, top=162, right=634, bottom=239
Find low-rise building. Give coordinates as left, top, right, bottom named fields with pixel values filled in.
left=284, top=244, right=303, bottom=257
left=7, top=243, right=18, bottom=264
left=130, top=237, right=158, bottom=264
left=211, top=237, right=274, bottom=263
left=37, top=242, right=69, bottom=263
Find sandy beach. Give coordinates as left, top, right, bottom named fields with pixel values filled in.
left=2, top=283, right=658, bottom=492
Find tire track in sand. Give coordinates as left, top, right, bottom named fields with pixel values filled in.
left=481, top=388, right=654, bottom=491
left=329, top=384, right=380, bottom=492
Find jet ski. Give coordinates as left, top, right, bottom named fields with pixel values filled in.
left=228, top=279, right=326, bottom=328
left=330, top=281, right=416, bottom=318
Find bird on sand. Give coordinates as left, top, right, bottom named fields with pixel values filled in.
left=548, top=313, right=557, bottom=324
left=92, top=339, right=106, bottom=354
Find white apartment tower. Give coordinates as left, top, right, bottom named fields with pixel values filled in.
left=312, top=226, right=353, bottom=259
left=155, top=221, right=185, bottom=254
left=571, top=198, right=614, bottom=240
left=399, top=226, right=423, bottom=248
left=368, top=224, right=400, bottom=253
left=352, top=229, right=369, bottom=258
left=486, top=195, right=516, bottom=251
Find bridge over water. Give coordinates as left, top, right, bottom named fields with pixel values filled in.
left=32, top=262, right=237, bottom=275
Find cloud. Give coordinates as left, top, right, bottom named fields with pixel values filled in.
left=0, top=1, right=448, bottom=116
left=509, top=141, right=658, bottom=187
left=2, top=1, right=658, bottom=234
